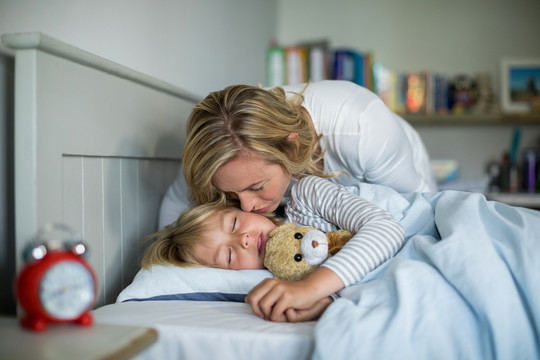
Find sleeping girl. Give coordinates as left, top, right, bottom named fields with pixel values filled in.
left=142, top=176, right=405, bottom=323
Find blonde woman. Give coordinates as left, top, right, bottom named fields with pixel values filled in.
left=159, top=80, right=436, bottom=228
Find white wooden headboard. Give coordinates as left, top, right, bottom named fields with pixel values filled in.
left=2, top=32, right=200, bottom=307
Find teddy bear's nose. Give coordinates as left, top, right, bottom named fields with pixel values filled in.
left=302, top=229, right=329, bottom=266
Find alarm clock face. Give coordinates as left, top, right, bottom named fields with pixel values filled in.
left=39, top=260, right=95, bottom=320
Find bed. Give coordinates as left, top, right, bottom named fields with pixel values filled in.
left=5, top=32, right=540, bottom=360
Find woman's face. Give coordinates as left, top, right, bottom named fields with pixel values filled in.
left=212, top=152, right=291, bottom=213
left=193, top=207, right=277, bottom=270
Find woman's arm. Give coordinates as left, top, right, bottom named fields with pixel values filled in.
left=357, top=100, right=436, bottom=192
left=246, top=176, right=405, bottom=322
left=287, top=176, right=405, bottom=287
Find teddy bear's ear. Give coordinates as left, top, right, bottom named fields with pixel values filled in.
left=269, top=223, right=295, bottom=237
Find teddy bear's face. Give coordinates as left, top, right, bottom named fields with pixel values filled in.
left=264, top=224, right=326, bottom=281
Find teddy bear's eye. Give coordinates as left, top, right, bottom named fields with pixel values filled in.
left=294, top=233, right=303, bottom=240
left=294, top=254, right=302, bottom=262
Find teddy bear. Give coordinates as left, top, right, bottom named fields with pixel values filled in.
left=264, top=223, right=353, bottom=281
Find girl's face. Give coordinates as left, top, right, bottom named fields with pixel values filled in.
left=212, top=151, right=291, bottom=214
left=193, top=207, right=277, bottom=270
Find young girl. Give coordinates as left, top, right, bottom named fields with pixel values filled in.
left=144, top=176, right=405, bottom=322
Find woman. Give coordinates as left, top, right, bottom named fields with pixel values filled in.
left=159, top=80, right=436, bottom=228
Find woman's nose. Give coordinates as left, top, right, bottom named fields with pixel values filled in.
left=238, top=193, right=257, bottom=212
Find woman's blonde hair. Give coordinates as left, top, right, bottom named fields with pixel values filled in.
left=141, top=202, right=282, bottom=269
left=182, top=83, right=328, bottom=205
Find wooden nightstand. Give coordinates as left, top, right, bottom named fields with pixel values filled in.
left=0, top=316, right=157, bottom=360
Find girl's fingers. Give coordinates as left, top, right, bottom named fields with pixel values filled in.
left=246, top=278, right=278, bottom=318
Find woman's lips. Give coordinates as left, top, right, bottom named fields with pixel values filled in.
left=254, top=206, right=269, bottom=214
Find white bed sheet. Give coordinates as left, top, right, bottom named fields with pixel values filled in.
left=92, top=300, right=315, bottom=360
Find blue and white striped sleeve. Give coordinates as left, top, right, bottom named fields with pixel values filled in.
left=286, top=176, right=405, bottom=287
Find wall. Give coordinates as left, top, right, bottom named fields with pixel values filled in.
left=277, top=0, right=540, bottom=89
left=277, top=0, right=540, bottom=183
left=0, top=0, right=277, bottom=97
left=0, top=0, right=277, bottom=316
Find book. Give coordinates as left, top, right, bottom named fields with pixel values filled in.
left=434, top=74, right=450, bottom=114
left=331, top=48, right=372, bottom=88
left=405, top=71, right=428, bottom=114
left=373, top=63, right=398, bottom=112
left=332, top=49, right=355, bottom=82
left=299, top=40, right=329, bottom=82
left=266, top=47, right=286, bottom=87
left=285, top=46, right=308, bottom=85
left=396, top=73, right=408, bottom=114
left=363, top=52, right=374, bottom=90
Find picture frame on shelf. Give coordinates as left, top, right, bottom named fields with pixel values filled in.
left=500, top=58, right=540, bottom=114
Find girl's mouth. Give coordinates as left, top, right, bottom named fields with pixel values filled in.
left=258, top=232, right=266, bottom=256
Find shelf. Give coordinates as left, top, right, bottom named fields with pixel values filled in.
left=485, top=192, right=540, bottom=209
left=404, top=113, right=540, bottom=126
left=0, top=317, right=158, bottom=360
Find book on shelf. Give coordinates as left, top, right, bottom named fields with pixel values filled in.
left=331, top=48, right=373, bottom=90
left=373, top=63, right=399, bottom=112
left=371, top=69, right=452, bottom=115
left=266, top=46, right=286, bottom=87
left=266, top=42, right=329, bottom=87
left=266, top=42, right=377, bottom=90
left=434, top=74, right=450, bottom=114
left=299, top=40, right=329, bottom=83
left=405, top=71, right=428, bottom=114
left=285, top=46, right=308, bottom=86
left=265, top=42, right=459, bottom=117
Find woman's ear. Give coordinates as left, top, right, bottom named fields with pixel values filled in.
left=287, top=132, right=299, bottom=142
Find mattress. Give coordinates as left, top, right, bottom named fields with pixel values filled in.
left=92, top=300, right=316, bottom=360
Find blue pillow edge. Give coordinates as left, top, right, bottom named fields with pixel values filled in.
left=122, top=292, right=247, bottom=303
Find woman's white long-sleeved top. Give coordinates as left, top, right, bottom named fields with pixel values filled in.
left=282, top=80, right=436, bottom=194
left=285, top=176, right=405, bottom=287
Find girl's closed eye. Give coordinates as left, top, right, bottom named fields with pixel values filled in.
left=251, top=185, right=264, bottom=192
left=232, top=217, right=237, bottom=232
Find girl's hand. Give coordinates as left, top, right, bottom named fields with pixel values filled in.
left=245, top=278, right=316, bottom=322
left=245, top=267, right=343, bottom=322
left=285, top=296, right=333, bottom=322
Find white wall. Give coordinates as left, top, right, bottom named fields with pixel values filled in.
left=277, top=0, right=540, bottom=93
left=0, top=0, right=277, bottom=315
left=277, top=0, right=540, bottom=183
left=0, top=0, right=277, bottom=97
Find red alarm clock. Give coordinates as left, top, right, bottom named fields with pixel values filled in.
left=15, top=223, right=98, bottom=332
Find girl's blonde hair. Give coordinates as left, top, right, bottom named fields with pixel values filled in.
left=141, top=202, right=232, bottom=269
left=182, top=83, right=328, bottom=205
left=141, top=202, right=282, bottom=269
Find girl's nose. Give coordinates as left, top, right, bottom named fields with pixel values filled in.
left=238, top=232, right=250, bottom=249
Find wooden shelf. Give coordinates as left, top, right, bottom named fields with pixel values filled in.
left=0, top=317, right=158, bottom=360
left=404, top=113, right=540, bottom=126
left=485, top=192, right=540, bottom=209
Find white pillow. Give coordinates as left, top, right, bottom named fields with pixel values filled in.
left=117, top=265, right=274, bottom=303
